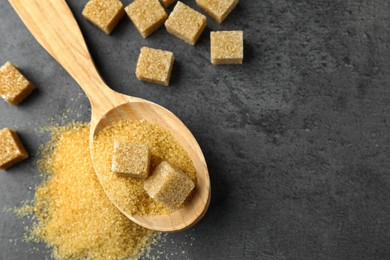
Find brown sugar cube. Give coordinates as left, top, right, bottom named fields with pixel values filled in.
left=165, top=1, right=207, bottom=45
left=125, top=0, right=168, bottom=38
left=210, top=31, right=244, bottom=64
left=196, top=0, right=239, bottom=24
left=0, top=128, right=29, bottom=170
left=144, top=161, right=195, bottom=210
left=136, top=47, right=175, bottom=86
left=112, top=142, right=151, bottom=179
left=82, top=0, right=125, bottom=35
left=0, top=62, right=35, bottom=105
left=160, top=0, right=176, bottom=7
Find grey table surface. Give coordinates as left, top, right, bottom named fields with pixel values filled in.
left=1, top=0, right=390, bottom=259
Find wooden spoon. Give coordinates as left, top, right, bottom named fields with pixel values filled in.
left=9, top=0, right=210, bottom=232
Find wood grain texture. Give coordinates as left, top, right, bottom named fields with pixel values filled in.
left=9, top=0, right=210, bottom=232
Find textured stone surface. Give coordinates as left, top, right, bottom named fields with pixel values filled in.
left=1, top=0, right=390, bottom=259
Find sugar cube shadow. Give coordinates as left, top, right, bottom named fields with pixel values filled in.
left=14, top=87, right=41, bottom=108
left=169, top=59, right=183, bottom=87
left=243, top=41, right=255, bottom=64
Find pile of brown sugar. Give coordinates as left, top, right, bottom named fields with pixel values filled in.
left=19, top=123, right=155, bottom=259
left=92, top=119, right=196, bottom=216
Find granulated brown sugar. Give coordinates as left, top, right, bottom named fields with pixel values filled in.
left=18, top=123, right=155, bottom=259
left=93, top=119, right=196, bottom=216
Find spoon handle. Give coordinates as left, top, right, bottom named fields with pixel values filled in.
left=9, top=0, right=116, bottom=108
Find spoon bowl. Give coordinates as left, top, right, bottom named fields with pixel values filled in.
left=10, top=0, right=210, bottom=232
left=92, top=100, right=211, bottom=231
